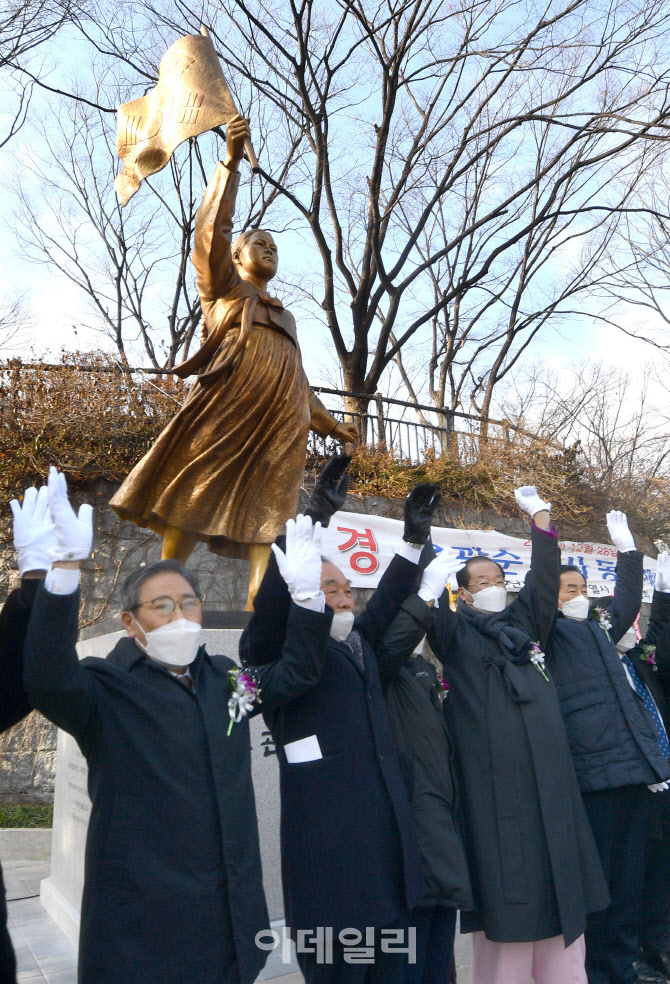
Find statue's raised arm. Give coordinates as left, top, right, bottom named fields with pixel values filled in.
left=192, top=115, right=250, bottom=321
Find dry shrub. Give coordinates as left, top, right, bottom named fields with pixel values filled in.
left=0, top=352, right=186, bottom=537
left=343, top=437, right=590, bottom=530
left=0, top=710, right=53, bottom=756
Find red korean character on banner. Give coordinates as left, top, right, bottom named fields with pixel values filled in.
left=337, top=526, right=379, bottom=575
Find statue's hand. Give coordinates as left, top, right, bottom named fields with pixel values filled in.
left=332, top=420, right=359, bottom=444
left=224, top=114, right=251, bottom=170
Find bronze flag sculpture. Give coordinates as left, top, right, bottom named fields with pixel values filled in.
left=111, top=67, right=358, bottom=607
left=115, top=27, right=258, bottom=206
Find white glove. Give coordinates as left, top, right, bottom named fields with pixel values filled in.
left=418, top=549, right=464, bottom=603
left=606, top=510, right=636, bottom=553
left=47, top=467, right=94, bottom=562
left=271, top=514, right=323, bottom=601
left=648, top=782, right=670, bottom=793
left=10, top=485, right=57, bottom=576
left=655, top=551, right=670, bottom=593
left=514, top=486, right=551, bottom=518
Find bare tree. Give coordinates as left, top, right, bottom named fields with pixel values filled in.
left=0, top=291, right=33, bottom=349
left=12, top=94, right=211, bottom=368
left=493, top=360, right=670, bottom=539
left=389, top=138, right=642, bottom=440
left=0, top=0, right=71, bottom=146
left=8, top=0, right=670, bottom=409
left=120, top=0, right=670, bottom=421
left=586, top=170, right=670, bottom=353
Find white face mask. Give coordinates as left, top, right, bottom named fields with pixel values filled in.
left=133, top=617, right=202, bottom=668
left=617, top=627, right=637, bottom=652
left=468, top=585, right=508, bottom=613
left=561, top=595, right=590, bottom=621
left=330, top=610, right=355, bottom=642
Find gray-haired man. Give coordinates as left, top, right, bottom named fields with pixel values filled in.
left=23, top=470, right=332, bottom=984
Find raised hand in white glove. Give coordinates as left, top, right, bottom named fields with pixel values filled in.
left=655, top=551, right=670, bottom=593
left=514, top=486, right=551, bottom=518
left=271, top=514, right=323, bottom=601
left=10, top=485, right=56, bottom=576
left=47, top=466, right=94, bottom=562
left=418, top=549, right=464, bottom=604
left=648, top=782, right=670, bottom=793
left=606, top=510, right=636, bottom=554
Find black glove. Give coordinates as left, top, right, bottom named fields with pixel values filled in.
left=305, top=454, right=352, bottom=528
left=403, top=482, right=442, bottom=544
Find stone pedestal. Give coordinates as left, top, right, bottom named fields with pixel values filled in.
left=40, top=627, right=298, bottom=979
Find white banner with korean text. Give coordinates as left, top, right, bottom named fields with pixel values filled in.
left=321, top=511, right=658, bottom=602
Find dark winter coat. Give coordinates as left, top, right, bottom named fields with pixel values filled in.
left=635, top=587, right=670, bottom=731
left=24, top=585, right=332, bottom=984
left=545, top=551, right=670, bottom=793
left=0, top=578, right=36, bottom=732
left=1, top=578, right=39, bottom=984
left=629, top=588, right=670, bottom=840
left=380, top=524, right=609, bottom=946
left=377, top=640, right=473, bottom=911
left=241, top=551, right=425, bottom=935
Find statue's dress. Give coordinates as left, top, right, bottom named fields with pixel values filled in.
left=110, top=163, right=340, bottom=558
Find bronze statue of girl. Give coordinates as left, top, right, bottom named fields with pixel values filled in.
left=111, top=116, right=357, bottom=608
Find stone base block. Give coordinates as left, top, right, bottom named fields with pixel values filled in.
left=0, top=828, right=52, bottom=861
left=40, top=875, right=80, bottom=946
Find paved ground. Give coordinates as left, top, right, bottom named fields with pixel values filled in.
left=5, top=861, right=76, bottom=984
left=4, top=861, right=469, bottom=983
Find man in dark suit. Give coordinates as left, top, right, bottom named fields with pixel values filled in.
left=546, top=513, right=670, bottom=984
left=23, top=468, right=333, bottom=984
left=1, top=485, right=57, bottom=984
left=608, top=551, right=670, bottom=984
left=241, top=460, right=441, bottom=984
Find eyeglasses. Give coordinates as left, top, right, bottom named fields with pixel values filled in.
left=135, top=595, right=202, bottom=616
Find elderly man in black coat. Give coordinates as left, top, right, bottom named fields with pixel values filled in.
left=373, top=486, right=609, bottom=984
left=377, top=552, right=474, bottom=984
left=545, top=512, right=670, bottom=984
left=240, top=459, right=437, bottom=984
left=23, top=469, right=334, bottom=984
left=0, top=486, right=56, bottom=984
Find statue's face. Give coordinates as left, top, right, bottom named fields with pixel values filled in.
left=235, top=231, right=278, bottom=281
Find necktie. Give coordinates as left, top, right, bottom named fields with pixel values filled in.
left=621, top=654, right=670, bottom=759
left=177, top=673, right=193, bottom=692
left=346, top=631, right=365, bottom=672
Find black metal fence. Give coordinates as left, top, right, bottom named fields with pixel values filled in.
left=309, top=387, right=548, bottom=463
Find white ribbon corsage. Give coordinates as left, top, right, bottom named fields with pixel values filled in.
left=227, top=668, right=262, bottom=736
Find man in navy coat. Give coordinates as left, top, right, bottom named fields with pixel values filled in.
left=241, top=461, right=438, bottom=983
left=546, top=512, right=670, bottom=984
left=1, top=485, right=59, bottom=984
left=609, top=551, right=670, bottom=984
left=23, top=469, right=333, bottom=984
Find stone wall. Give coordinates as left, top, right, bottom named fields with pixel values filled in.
left=0, top=478, right=654, bottom=803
